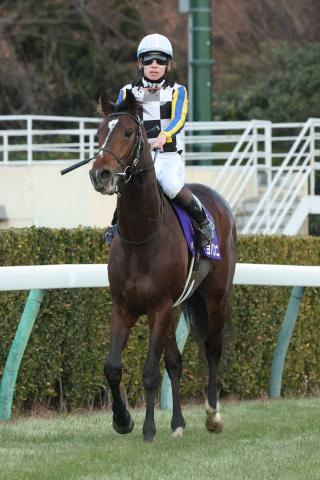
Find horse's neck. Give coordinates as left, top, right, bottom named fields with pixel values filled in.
left=117, top=151, right=161, bottom=241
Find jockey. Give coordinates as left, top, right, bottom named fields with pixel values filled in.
left=105, top=33, right=215, bottom=247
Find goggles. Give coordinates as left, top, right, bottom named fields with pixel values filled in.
left=141, top=54, right=169, bottom=66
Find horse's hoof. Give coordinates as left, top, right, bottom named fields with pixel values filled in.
left=205, top=400, right=224, bottom=433
left=143, top=434, right=155, bottom=443
left=205, top=411, right=224, bottom=433
left=172, top=427, right=184, bottom=438
left=112, top=414, right=134, bottom=434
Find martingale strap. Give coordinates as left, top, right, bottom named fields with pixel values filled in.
left=172, top=256, right=195, bottom=308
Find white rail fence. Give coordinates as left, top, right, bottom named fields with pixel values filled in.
left=185, top=119, right=272, bottom=208
left=0, top=262, right=319, bottom=421
left=242, top=119, right=320, bottom=234
left=0, top=115, right=99, bottom=165
left=1, top=115, right=320, bottom=233
left=1, top=263, right=320, bottom=291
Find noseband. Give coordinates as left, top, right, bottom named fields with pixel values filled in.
left=98, top=112, right=154, bottom=186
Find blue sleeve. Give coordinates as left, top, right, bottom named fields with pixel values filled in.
left=161, top=86, right=188, bottom=139
left=117, top=88, right=126, bottom=104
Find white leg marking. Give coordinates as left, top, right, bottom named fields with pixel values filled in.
left=205, top=400, right=224, bottom=433
left=172, top=427, right=184, bottom=438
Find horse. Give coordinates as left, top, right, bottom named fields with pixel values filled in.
left=89, top=90, right=237, bottom=442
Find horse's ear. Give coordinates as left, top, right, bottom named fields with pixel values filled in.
left=124, top=90, right=137, bottom=115
left=98, top=92, right=114, bottom=117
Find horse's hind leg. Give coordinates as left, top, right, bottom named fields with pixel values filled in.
left=164, top=323, right=186, bottom=437
left=104, top=305, right=136, bottom=434
left=203, top=295, right=230, bottom=433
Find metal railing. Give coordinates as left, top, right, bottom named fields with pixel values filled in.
left=0, top=115, right=99, bottom=164
left=209, top=121, right=271, bottom=210
left=242, top=119, right=320, bottom=234
left=1, top=115, right=320, bottom=233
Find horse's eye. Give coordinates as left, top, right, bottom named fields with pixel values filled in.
left=124, top=128, right=133, bottom=138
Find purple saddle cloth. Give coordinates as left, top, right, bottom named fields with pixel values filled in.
left=171, top=201, right=222, bottom=260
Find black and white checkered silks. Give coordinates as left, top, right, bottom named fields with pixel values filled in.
left=117, top=80, right=187, bottom=153
left=117, top=81, right=188, bottom=198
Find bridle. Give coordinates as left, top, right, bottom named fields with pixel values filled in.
left=61, top=111, right=157, bottom=179
left=98, top=111, right=155, bottom=188
left=99, top=111, right=163, bottom=245
left=60, top=106, right=165, bottom=246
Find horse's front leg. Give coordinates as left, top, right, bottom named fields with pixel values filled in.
left=164, top=322, right=186, bottom=437
left=142, top=304, right=172, bottom=442
left=104, top=304, right=136, bottom=434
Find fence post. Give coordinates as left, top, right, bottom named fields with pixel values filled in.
left=2, top=133, right=8, bottom=164
left=89, top=132, right=95, bottom=159
left=253, top=123, right=258, bottom=197
left=269, top=286, right=305, bottom=398
left=27, top=117, right=33, bottom=165
left=79, top=120, right=85, bottom=162
left=310, top=120, right=315, bottom=195
left=265, top=122, right=272, bottom=232
left=0, top=289, right=46, bottom=421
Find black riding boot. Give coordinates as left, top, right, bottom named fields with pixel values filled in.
left=103, top=209, right=118, bottom=245
left=182, top=194, right=215, bottom=248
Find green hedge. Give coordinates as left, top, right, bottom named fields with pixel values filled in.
left=0, top=228, right=319, bottom=412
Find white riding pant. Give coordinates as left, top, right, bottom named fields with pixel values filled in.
left=153, top=151, right=185, bottom=199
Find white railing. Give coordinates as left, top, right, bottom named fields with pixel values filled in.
left=0, top=115, right=99, bottom=165
left=1, top=262, right=319, bottom=420
left=242, top=119, right=320, bottom=234
left=1, top=115, right=320, bottom=234
left=1, top=263, right=320, bottom=291
left=210, top=121, right=271, bottom=210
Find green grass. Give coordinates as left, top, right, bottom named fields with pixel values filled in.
left=1, top=398, right=320, bottom=480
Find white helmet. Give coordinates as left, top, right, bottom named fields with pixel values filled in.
left=137, top=34, right=173, bottom=59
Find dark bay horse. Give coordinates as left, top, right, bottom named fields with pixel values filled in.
left=89, top=91, right=237, bottom=442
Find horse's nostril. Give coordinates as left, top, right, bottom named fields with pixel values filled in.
left=89, top=168, right=112, bottom=190
left=100, top=169, right=111, bottom=182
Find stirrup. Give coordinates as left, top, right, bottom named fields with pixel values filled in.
left=103, top=224, right=117, bottom=245
left=196, top=219, right=215, bottom=248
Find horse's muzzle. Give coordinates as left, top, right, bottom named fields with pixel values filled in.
left=89, top=167, right=114, bottom=194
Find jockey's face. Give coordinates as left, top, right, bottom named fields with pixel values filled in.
left=139, top=55, right=170, bottom=81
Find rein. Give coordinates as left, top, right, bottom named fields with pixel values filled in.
left=117, top=184, right=165, bottom=246
left=99, top=112, right=145, bottom=183
left=61, top=109, right=162, bottom=246
left=101, top=113, right=142, bottom=165
left=100, top=112, right=158, bottom=190
left=103, top=112, right=162, bottom=245
left=60, top=112, right=158, bottom=177
left=117, top=219, right=162, bottom=246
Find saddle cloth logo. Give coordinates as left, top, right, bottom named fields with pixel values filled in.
left=171, top=202, right=222, bottom=260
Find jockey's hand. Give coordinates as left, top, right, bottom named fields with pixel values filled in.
left=151, top=132, right=166, bottom=150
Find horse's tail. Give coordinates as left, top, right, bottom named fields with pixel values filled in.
left=182, top=291, right=209, bottom=340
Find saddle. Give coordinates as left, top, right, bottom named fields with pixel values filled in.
left=170, top=200, right=222, bottom=307
left=170, top=200, right=221, bottom=261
